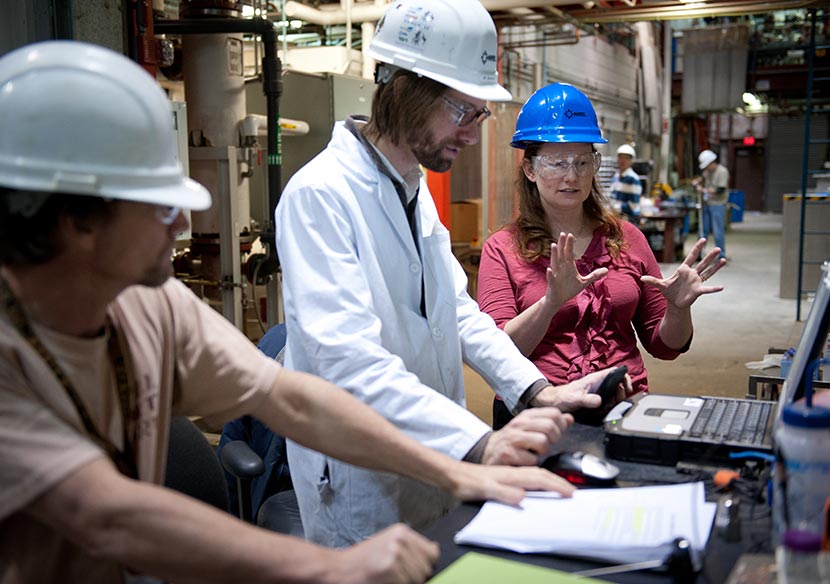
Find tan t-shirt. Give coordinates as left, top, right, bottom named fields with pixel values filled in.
left=0, top=279, right=283, bottom=583
left=703, top=163, right=730, bottom=206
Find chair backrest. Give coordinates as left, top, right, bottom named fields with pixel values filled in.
left=256, top=323, right=287, bottom=362
left=217, top=323, right=292, bottom=520
left=164, top=416, right=230, bottom=513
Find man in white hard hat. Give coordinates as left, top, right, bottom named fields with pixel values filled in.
left=0, top=40, right=570, bottom=584
left=609, top=143, right=643, bottom=219
left=275, top=0, right=626, bottom=547
left=695, top=149, right=729, bottom=260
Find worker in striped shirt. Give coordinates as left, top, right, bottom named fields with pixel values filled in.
left=609, top=144, right=643, bottom=220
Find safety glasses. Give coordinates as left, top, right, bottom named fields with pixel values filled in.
left=154, top=205, right=181, bottom=225
left=532, top=152, right=601, bottom=179
left=443, top=95, right=491, bottom=127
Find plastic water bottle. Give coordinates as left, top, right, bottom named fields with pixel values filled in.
left=780, top=348, right=795, bottom=379
left=772, top=358, right=830, bottom=580
left=777, top=531, right=822, bottom=584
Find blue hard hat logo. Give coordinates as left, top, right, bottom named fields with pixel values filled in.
left=480, top=50, right=496, bottom=65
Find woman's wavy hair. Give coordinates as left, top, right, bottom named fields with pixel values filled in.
left=511, top=143, right=627, bottom=262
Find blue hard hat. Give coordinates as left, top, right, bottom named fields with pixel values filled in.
left=511, top=82, right=607, bottom=149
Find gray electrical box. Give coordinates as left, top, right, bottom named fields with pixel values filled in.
left=245, top=70, right=375, bottom=226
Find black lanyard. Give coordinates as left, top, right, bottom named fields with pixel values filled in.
left=347, top=117, right=427, bottom=317
left=0, top=276, right=138, bottom=479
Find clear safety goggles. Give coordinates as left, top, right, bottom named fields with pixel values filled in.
left=532, top=152, right=601, bottom=179
left=154, top=205, right=181, bottom=225
left=443, top=95, right=491, bottom=127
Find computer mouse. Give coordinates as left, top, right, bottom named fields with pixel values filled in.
left=541, top=451, right=620, bottom=488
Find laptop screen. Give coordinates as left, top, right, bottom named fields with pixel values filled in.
left=774, top=262, right=830, bottom=430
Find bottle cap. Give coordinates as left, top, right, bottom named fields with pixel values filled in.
left=782, top=402, right=830, bottom=428
left=783, top=529, right=822, bottom=552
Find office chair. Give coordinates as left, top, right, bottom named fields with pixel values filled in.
left=164, top=412, right=303, bottom=538
left=164, top=416, right=230, bottom=513
left=217, top=323, right=304, bottom=537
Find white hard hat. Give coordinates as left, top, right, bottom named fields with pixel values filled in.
left=0, top=41, right=211, bottom=210
left=698, top=149, right=718, bottom=170
left=367, top=0, right=511, bottom=102
left=616, top=144, right=636, bottom=158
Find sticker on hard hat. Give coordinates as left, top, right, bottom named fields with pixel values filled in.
left=565, top=109, right=587, bottom=119
left=480, top=51, right=496, bottom=66
left=395, top=7, right=434, bottom=49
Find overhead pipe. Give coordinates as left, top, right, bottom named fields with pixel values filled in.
left=283, top=0, right=577, bottom=26
left=154, top=17, right=283, bottom=234
left=568, top=0, right=817, bottom=23
left=286, top=0, right=820, bottom=26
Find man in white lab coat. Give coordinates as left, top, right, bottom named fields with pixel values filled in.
left=275, top=0, right=628, bottom=547
left=0, top=40, right=576, bottom=584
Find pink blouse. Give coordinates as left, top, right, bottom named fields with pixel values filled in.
left=478, top=221, right=687, bottom=394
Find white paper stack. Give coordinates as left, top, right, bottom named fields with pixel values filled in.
left=454, top=482, right=716, bottom=566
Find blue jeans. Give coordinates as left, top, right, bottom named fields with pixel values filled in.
left=700, top=204, right=726, bottom=259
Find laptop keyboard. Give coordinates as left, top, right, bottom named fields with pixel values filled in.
left=688, top=398, right=772, bottom=445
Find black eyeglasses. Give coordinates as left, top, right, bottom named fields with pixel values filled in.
left=443, top=95, right=491, bottom=127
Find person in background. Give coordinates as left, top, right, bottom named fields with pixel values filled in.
left=0, top=40, right=573, bottom=584
left=478, top=83, right=727, bottom=430
left=274, top=0, right=618, bottom=548
left=609, top=143, right=643, bottom=220
left=694, top=149, right=730, bottom=261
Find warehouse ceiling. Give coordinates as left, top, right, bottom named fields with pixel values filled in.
left=281, top=0, right=829, bottom=25
left=493, top=0, right=828, bottom=24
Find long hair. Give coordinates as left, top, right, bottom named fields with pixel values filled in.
left=0, top=188, right=115, bottom=267
left=512, top=143, right=626, bottom=262
left=363, top=68, right=447, bottom=146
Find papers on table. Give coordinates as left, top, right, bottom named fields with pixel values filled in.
left=454, top=482, right=716, bottom=566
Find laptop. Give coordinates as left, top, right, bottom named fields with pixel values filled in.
left=604, top=263, right=830, bottom=466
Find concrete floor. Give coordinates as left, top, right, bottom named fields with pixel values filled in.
left=464, top=212, right=811, bottom=426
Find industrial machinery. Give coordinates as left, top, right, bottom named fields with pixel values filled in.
left=144, top=0, right=288, bottom=335
left=139, top=0, right=373, bottom=338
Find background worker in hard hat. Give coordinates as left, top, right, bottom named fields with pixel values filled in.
left=693, top=149, right=730, bottom=261
left=275, top=0, right=616, bottom=548
left=609, top=144, right=643, bottom=220
left=477, top=83, right=727, bottom=430
left=0, top=41, right=573, bottom=584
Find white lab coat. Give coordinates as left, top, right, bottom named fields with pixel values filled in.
left=275, top=119, right=544, bottom=546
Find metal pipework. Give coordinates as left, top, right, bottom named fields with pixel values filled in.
left=154, top=17, right=283, bottom=231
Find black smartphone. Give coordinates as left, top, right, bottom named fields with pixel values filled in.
left=589, top=365, right=628, bottom=407
left=572, top=365, right=628, bottom=426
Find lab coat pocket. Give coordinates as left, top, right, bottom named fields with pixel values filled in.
left=316, top=458, right=334, bottom=503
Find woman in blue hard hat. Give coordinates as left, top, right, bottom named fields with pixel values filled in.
left=478, top=83, right=727, bottom=429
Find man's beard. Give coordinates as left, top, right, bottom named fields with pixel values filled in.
left=409, top=130, right=463, bottom=173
